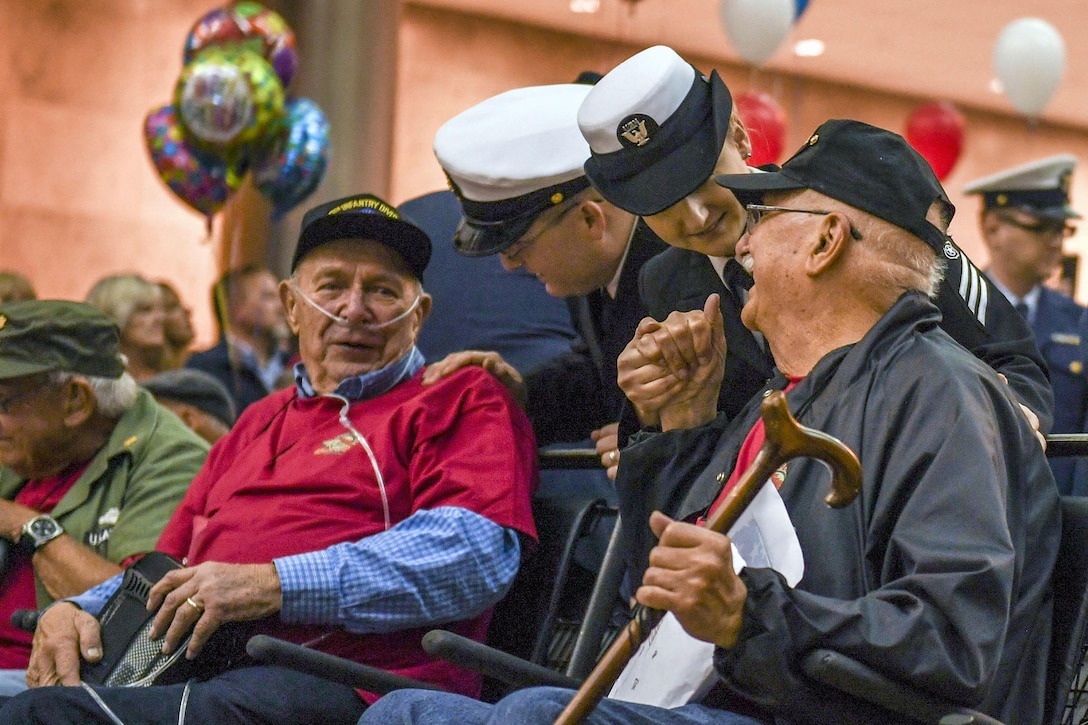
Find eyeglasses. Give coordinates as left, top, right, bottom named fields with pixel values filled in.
left=996, top=213, right=1076, bottom=238
left=500, top=199, right=582, bottom=263
left=745, top=204, right=863, bottom=240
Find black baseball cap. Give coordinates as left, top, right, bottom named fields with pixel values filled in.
left=0, top=300, right=126, bottom=380
left=578, top=46, right=733, bottom=216
left=293, top=194, right=432, bottom=281
left=143, top=369, right=236, bottom=427
left=714, top=119, right=953, bottom=253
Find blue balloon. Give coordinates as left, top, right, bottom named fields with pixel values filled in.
left=252, top=97, right=330, bottom=219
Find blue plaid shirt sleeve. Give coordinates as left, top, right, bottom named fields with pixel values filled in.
left=66, top=572, right=123, bottom=616
left=274, top=506, right=523, bottom=633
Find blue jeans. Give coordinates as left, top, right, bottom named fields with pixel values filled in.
left=0, top=665, right=365, bottom=724
left=0, top=670, right=26, bottom=698
left=359, top=686, right=765, bottom=725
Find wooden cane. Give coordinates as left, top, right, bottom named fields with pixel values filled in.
left=553, top=390, right=863, bottom=725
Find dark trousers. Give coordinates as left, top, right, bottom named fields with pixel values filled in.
left=360, top=686, right=765, bottom=725
left=0, top=665, right=366, bottom=725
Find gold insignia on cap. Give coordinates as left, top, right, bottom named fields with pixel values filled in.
left=806, top=133, right=819, bottom=146
left=550, top=192, right=564, bottom=205
left=619, top=118, right=651, bottom=147
left=1072, top=361, right=1084, bottom=375
left=328, top=196, right=399, bottom=220
left=0, top=315, right=6, bottom=330
left=124, top=436, right=138, bottom=447
left=996, top=193, right=1008, bottom=206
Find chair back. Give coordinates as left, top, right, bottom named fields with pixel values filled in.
left=484, top=494, right=614, bottom=669
left=1048, top=496, right=1088, bottom=725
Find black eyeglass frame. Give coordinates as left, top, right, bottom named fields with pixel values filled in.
left=994, top=211, right=1076, bottom=239
left=744, top=203, right=864, bottom=241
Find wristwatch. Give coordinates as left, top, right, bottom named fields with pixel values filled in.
left=20, top=515, right=64, bottom=551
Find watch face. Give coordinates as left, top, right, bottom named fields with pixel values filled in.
left=29, top=518, right=59, bottom=539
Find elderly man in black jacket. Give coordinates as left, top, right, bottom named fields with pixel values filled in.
left=360, top=120, right=1059, bottom=725
left=578, top=45, right=1052, bottom=438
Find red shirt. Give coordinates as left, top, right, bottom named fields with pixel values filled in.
left=0, top=461, right=90, bottom=667
left=156, top=366, right=538, bottom=698
left=703, top=379, right=801, bottom=524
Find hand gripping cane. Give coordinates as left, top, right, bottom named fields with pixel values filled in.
left=554, top=390, right=863, bottom=725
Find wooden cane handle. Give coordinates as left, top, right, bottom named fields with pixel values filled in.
left=554, top=391, right=862, bottom=724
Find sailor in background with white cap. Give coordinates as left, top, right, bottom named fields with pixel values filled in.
left=576, top=44, right=1053, bottom=438
left=423, top=82, right=667, bottom=478
left=967, top=154, right=1088, bottom=494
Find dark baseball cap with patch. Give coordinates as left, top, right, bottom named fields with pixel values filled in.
left=292, top=193, right=432, bottom=281
left=0, top=300, right=125, bottom=380
left=578, top=45, right=733, bottom=216
left=714, top=119, right=953, bottom=253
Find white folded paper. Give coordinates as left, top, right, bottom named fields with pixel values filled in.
left=609, top=481, right=802, bottom=708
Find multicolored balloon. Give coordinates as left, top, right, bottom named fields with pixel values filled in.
left=146, top=2, right=322, bottom=223
left=252, top=97, right=330, bottom=219
left=174, top=46, right=284, bottom=158
left=144, top=104, right=241, bottom=218
left=183, top=2, right=299, bottom=88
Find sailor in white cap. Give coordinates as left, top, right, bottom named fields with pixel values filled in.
left=423, top=82, right=668, bottom=477
left=576, top=45, right=1052, bottom=438
left=967, top=154, right=1088, bottom=494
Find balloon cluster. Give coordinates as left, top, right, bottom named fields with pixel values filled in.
left=144, top=2, right=330, bottom=222
left=907, top=17, right=1066, bottom=181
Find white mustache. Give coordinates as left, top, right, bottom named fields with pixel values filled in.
left=294, top=285, right=422, bottom=328
left=737, top=253, right=755, bottom=276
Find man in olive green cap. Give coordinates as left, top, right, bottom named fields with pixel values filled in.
left=0, top=300, right=209, bottom=694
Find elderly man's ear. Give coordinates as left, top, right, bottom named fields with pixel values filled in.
left=278, top=281, right=302, bottom=336
left=61, top=378, right=97, bottom=427
left=414, top=294, right=433, bottom=325
left=805, top=213, right=853, bottom=276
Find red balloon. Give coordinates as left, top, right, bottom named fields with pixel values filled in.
left=905, top=102, right=965, bottom=181
left=735, top=91, right=787, bottom=166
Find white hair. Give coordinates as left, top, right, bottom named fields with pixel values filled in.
left=47, top=370, right=139, bottom=418
left=795, top=191, right=945, bottom=302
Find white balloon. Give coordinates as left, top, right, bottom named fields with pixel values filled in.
left=719, top=0, right=795, bottom=67
left=993, top=17, right=1066, bottom=118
